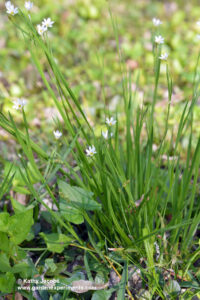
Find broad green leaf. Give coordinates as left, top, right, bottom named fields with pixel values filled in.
left=18, top=258, right=37, bottom=278
left=12, top=262, right=30, bottom=274
left=46, top=261, right=68, bottom=277
left=8, top=209, right=33, bottom=244
left=11, top=197, right=27, bottom=213
left=0, top=253, right=11, bottom=272
left=92, top=290, right=114, bottom=300
left=0, top=272, right=15, bottom=293
left=164, top=280, right=181, bottom=298
left=0, top=232, right=9, bottom=251
left=12, top=258, right=37, bottom=278
left=11, top=197, right=35, bottom=214
left=40, top=233, right=73, bottom=253
left=0, top=212, right=10, bottom=232
left=45, top=258, right=57, bottom=272
left=60, top=198, right=84, bottom=224
left=58, top=180, right=101, bottom=211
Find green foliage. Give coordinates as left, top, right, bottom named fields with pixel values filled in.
left=40, top=233, right=73, bottom=253
left=92, top=289, right=114, bottom=300
left=0, top=272, right=15, bottom=293
left=0, top=209, right=33, bottom=245
left=163, top=280, right=181, bottom=299
left=58, top=180, right=102, bottom=211
left=8, top=209, right=33, bottom=244
left=0, top=209, right=35, bottom=293
left=0, top=0, right=200, bottom=298
left=59, top=198, right=84, bottom=224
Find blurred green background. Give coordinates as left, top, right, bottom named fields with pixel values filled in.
left=0, top=0, right=200, bottom=158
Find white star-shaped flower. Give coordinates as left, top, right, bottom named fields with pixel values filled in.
left=53, top=130, right=62, bottom=139
left=42, top=18, right=54, bottom=28
left=159, top=53, right=168, bottom=60
left=13, top=98, right=27, bottom=110
left=102, top=130, right=113, bottom=139
left=105, top=117, right=117, bottom=126
left=25, top=1, right=33, bottom=11
left=6, top=2, right=18, bottom=16
left=5, top=1, right=12, bottom=9
left=155, top=35, right=164, bottom=44
left=37, top=24, right=47, bottom=35
left=152, top=18, right=162, bottom=27
left=86, top=145, right=97, bottom=157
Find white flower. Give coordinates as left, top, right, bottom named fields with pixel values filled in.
left=196, top=20, right=200, bottom=26
left=152, top=18, right=162, bottom=27
left=6, top=2, right=18, bottom=16
left=42, top=18, right=54, bottom=28
left=155, top=35, right=164, bottom=44
left=13, top=98, right=27, bottom=110
left=86, top=145, right=97, bottom=157
left=152, top=144, right=158, bottom=151
left=5, top=1, right=12, bottom=9
left=105, top=117, right=117, bottom=126
left=102, top=130, right=113, bottom=139
left=159, top=53, right=168, bottom=60
left=37, top=24, right=47, bottom=35
left=196, top=34, right=200, bottom=40
left=25, top=1, right=33, bottom=11
left=53, top=130, right=62, bottom=139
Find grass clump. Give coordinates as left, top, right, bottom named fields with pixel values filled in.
left=0, top=2, right=199, bottom=299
